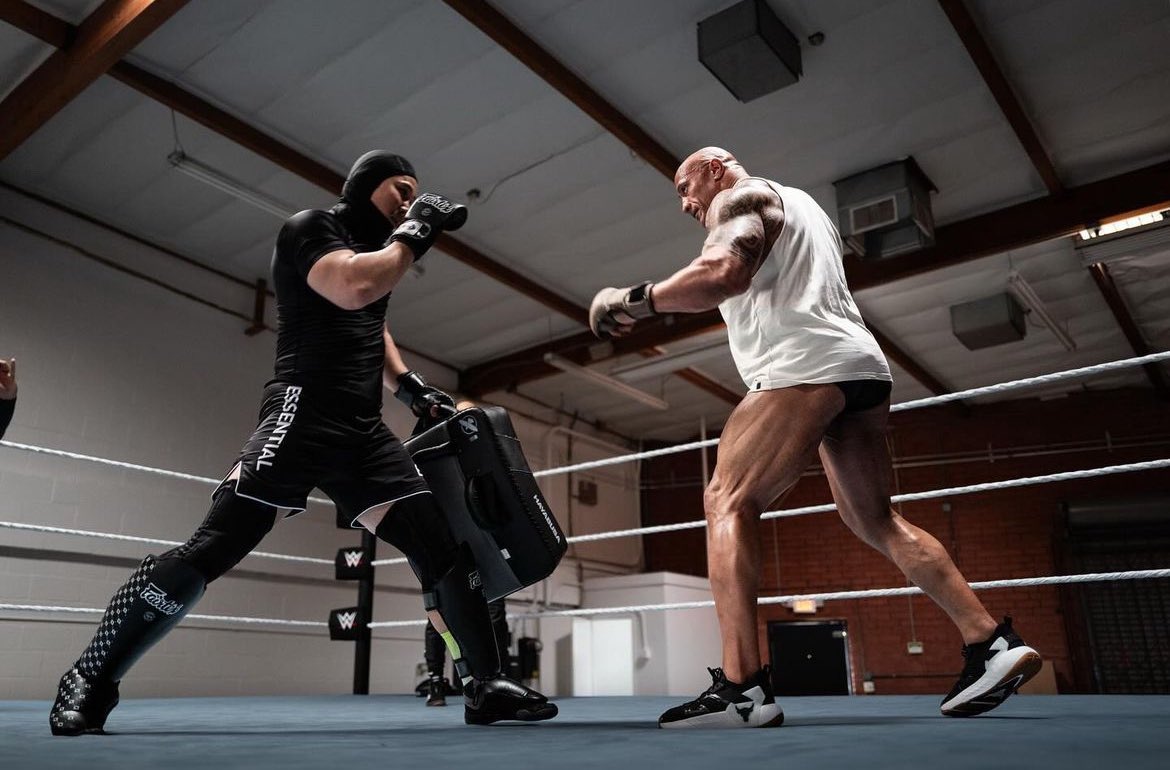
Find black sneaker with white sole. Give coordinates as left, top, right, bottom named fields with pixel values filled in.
left=941, top=616, right=1042, bottom=717
left=659, top=666, right=784, bottom=729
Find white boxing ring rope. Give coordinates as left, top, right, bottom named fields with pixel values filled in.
left=5, top=569, right=1169, bottom=632
left=530, top=350, right=1170, bottom=480
left=368, top=457, right=1170, bottom=567
left=1, top=351, right=1168, bottom=631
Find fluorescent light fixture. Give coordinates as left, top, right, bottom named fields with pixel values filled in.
left=1078, top=211, right=1165, bottom=241
left=1075, top=212, right=1170, bottom=268
left=1008, top=271, right=1076, bottom=352
left=168, top=151, right=293, bottom=219
left=610, top=338, right=728, bottom=382
left=543, top=353, right=669, bottom=410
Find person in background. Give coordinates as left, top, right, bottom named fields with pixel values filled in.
left=0, top=358, right=16, bottom=439
left=422, top=599, right=510, bottom=707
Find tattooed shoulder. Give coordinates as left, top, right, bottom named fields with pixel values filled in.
left=713, top=181, right=780, bottom=227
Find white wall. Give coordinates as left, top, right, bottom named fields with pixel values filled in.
left=0, top=187, right=644, bottom=700
left=577, top=572, right=722, bottom=697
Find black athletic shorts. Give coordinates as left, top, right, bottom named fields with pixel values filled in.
left=834, top=379, right=893, bottom=413
left=230, top=382, right=429, bottom=524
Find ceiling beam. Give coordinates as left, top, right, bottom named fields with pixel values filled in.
left=441, top=1, right=746, bottom=404
left=441, top=0, right=679, bottom=180
left=671, top=367, right=741, bottom=405
left=0, top=0, right=188, bottom=161
left=434, top=233, right=588, bottom=326
left=2, top=0, right=735, bottom=408
left=846, top=158, right=1170, bottom=291
left=462, top=311, right=726, bottom=395
left=0, top=1, right=584, bottom=326
left=111, top=60, right=344, bottom=193
left=464, top=158, right=1170, bottom=393
left=937, top=0, right=1063, bottom=194
left=443, top=0, right=957, bottom=404
left=0, top=0, right=72, bottom=47
left=1087, top=263, right=1169, bottom=398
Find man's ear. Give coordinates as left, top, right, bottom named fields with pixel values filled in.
left=710, top=158, right=725, bottom=180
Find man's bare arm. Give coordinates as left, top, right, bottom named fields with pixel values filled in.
left=650, top=182, right=783, bottom=314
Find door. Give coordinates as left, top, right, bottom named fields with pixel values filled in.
left=767, top=620, right=851, bottom=696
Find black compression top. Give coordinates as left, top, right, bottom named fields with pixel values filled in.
left=270, top=202, right=393, bottom=411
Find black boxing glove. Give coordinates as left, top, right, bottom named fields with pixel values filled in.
left=395, top=371, right=456, bottom=419
left=388, top=193, right=469, bottom=260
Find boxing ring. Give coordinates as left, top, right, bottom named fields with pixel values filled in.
left=3, top=351, right=1170, bottom=769
left=3, top=693, right=1168, bottom=769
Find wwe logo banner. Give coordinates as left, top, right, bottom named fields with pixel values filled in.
left=328, top=606, right=364, bottom=641
left=334, top=547, right=372, bottom=581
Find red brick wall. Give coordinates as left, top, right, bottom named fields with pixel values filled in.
left=640, top=388, right=1170, bottom=694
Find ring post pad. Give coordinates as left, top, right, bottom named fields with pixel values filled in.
left=334, top=547, right=372, bottom=581
left=328, top=606, right=365, bottom=641
left=404, top=406, right=567, bottom=602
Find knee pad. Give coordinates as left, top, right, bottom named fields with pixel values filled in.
left=425, top=542, right=500, bottom=682
left=161, top=483, right=278, bottom=583
left=374, top=492, right=458, bottom=589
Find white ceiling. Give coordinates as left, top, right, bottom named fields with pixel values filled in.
left=1, top=0, right=1167, bottom=441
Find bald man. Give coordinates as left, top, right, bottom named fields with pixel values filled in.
left=589, top=148, right=1040, bottom=728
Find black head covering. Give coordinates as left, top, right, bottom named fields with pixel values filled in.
left=331, top=151, right=417, bottom=247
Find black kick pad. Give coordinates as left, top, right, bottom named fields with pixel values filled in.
left=404, top=407, right=567, bottom=601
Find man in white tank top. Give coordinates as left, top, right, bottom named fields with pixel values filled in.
left=589, top=147, right=1039, bottom=728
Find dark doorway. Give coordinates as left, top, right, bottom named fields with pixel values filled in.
left=767, top=620, right=851, bottom=696
left=1061, top=497, right=1170, bottom=694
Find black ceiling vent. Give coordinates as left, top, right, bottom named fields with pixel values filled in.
left=698, top=0, right=802, bottom=103
left=833, top=158, right=937, bottom=260
left=950, top=293, right=1027, bottom=351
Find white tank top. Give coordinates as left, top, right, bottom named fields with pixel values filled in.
left=718, top=179, right=891, bottom=391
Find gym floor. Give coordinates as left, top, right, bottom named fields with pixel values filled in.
left=4, top=694, right=1167, bottom=769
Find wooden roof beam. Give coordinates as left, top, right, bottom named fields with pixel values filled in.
left=442, top=0, right=679, bottom=180
left=1087, top=263, right=1169, bottom=398
left=0, top=0, right=188, bottom=160
left=0, top=0, right=585, bottom=327
left=938, top=0, right=1063, bottom=194
left=464, top=158, right=1170, bottom=393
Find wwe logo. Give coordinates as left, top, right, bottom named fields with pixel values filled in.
left=468, top=570, right=482, bottom=590
left=459, top=416, right=479, bottom=436
left=335, top=611, right=358, bottom=631
left=343, top=550, right=364, bottom=569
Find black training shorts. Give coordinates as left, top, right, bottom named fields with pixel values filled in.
left=230, top=382, right=429, bottom=524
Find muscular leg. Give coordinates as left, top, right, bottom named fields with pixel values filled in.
left=706, top=384, right=845, bottom=682
left=818, top=402, right=996, bottom=644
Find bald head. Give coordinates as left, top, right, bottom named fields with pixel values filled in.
left=673, top=147, right=747, bottom=227
left=676, top=147, right=739, bottom=180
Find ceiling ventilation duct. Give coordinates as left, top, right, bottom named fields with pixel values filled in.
left=950, top=293, right=1026, bottom=351
left=833, top=158, right=936, bottom=260
left=698, top=0, right=801, bottom=103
